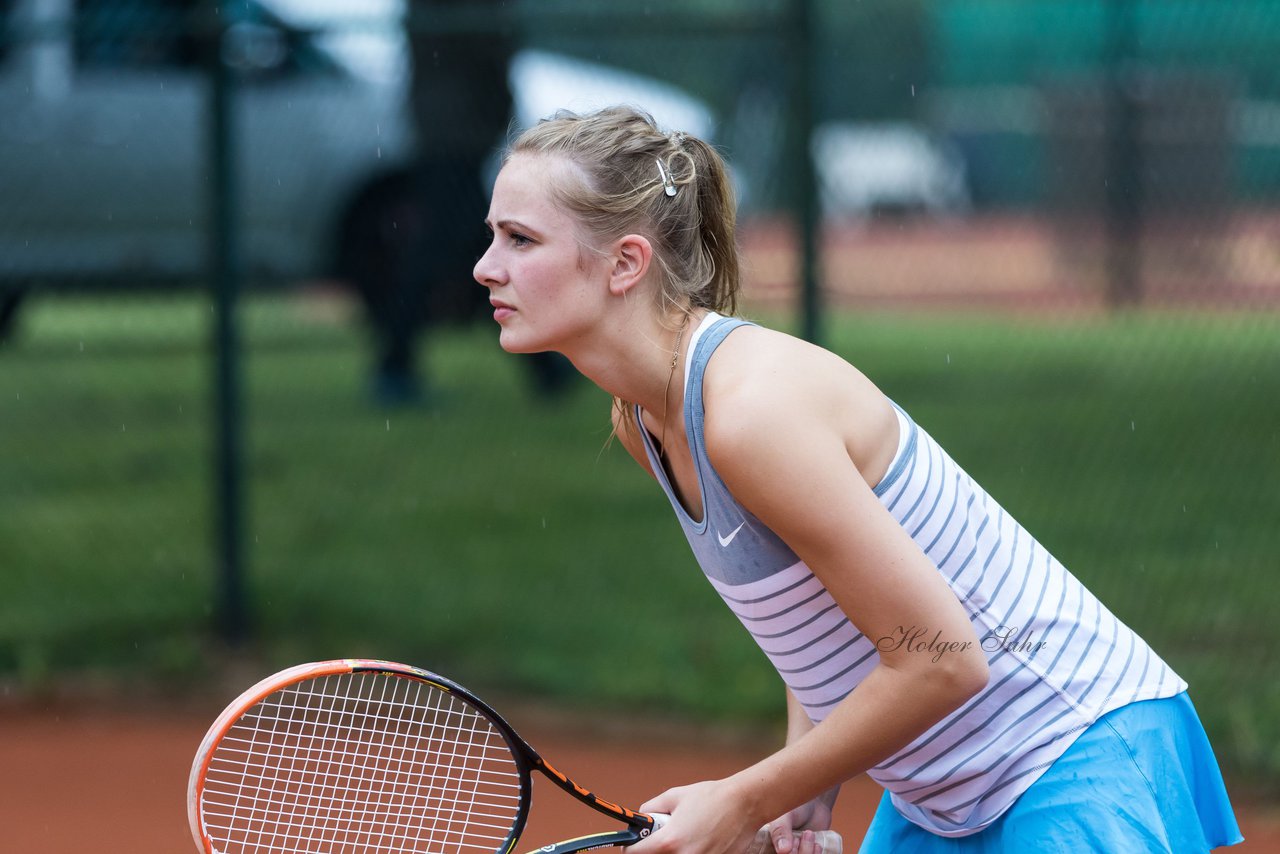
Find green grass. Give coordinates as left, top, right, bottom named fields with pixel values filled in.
left=1, top=293, right=1277, bottom=783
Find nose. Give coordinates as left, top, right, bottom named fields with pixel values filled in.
left=473, top=239, right=503, bottom=289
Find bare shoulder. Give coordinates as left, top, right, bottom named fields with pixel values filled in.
left=702, top=324, right=898, bottom=484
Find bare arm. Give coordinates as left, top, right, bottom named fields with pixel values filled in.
left=763, top=690, right=840, bottom=853
left=784, top=689, right=816, bottom=748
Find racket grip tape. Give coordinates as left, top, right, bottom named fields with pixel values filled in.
left=647, top=814, right=842, bottom=854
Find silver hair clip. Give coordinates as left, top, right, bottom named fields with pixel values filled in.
left=669, top=131, right=687, bottom=147
left=656, top=158, right=677, bottom=197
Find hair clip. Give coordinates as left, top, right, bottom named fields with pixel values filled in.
left=656, top=158, right=677, bottom=197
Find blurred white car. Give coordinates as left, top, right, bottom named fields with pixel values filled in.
left=0, top=0, right=416, bottom=285
left=813, top=122, right=970, bottom=219
left=510, top=49, right=713, bottom=140
left=0, top=0, right=714, bottom=293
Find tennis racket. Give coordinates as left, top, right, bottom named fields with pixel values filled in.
left=188, top=659, right=843, bottom=854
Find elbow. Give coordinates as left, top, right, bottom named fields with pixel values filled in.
left=888, top=646, right=989, bottom=717
left=942, top=651, right=990, bottom=705
left=964, top=657, right=991, bottom=699
left=915, top=644, right=988, bottom=710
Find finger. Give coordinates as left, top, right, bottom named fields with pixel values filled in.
left=629, top=816, right=672, bottom=854
left=769, top=821, right=795, bottom=854
left=813, top=831, right=843, bottom=854
left=639, top=788, right=683, bottom=815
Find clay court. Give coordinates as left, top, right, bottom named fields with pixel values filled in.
left=2, top=700, right=1276, bottom=853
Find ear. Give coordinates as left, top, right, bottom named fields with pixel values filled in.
left=607, top=233, right=653, bottom=297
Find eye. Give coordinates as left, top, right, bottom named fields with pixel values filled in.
left=510, top=232, right=533, bottom=248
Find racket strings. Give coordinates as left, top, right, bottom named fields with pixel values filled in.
left=201, top=672, right=524, bottom=853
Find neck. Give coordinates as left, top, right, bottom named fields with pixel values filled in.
left=565, top=306, right=702, bottom=419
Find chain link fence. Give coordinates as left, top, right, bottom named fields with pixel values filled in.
left=1, top=0, right=1277, bottom=788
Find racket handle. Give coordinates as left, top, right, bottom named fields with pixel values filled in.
left=647, top=814, right=842, bottom=854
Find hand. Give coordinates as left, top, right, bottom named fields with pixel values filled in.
left=631, top=780, right=759, bottom=854
left=751, top=794, right=835, bottom=854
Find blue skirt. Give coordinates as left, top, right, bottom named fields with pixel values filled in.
left=858, top=692, right=1243, bottom=853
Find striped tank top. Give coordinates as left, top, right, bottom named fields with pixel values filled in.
left=635, top=313, right=1186, bottom=837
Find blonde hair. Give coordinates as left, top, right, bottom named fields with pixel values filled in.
left=507, top=106, right=742, bottom=441
left=507, top=106, right=740, bottom=318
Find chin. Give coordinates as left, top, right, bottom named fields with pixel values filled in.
left=497, top=327, right=524, bottom=353
left=497, top=328, right=545, bottom=355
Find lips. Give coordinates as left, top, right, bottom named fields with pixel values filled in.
left=490, top=298, right=515, bottom=322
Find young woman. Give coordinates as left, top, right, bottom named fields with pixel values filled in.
left=473, top=106, right=1242, bottom=853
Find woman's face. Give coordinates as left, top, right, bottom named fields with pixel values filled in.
left=473, top=154, right=609, bottom=355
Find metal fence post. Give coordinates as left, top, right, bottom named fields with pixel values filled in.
left=790, top=0, right=822, bottom=343
left=1105, top=0, right=1143, bottom=307
left=206, top=0, right=249, bottom=644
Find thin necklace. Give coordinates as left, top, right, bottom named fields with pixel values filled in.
left=658, top=312, right=692, bottom=460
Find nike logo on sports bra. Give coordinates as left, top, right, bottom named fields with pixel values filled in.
left=717, top=522, right=745, bottom=547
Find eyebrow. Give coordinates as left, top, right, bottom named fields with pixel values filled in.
left=486, top=218, right=538, bottom=235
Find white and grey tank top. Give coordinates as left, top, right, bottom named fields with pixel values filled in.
left=635, top=313, right=1186, bottom=837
